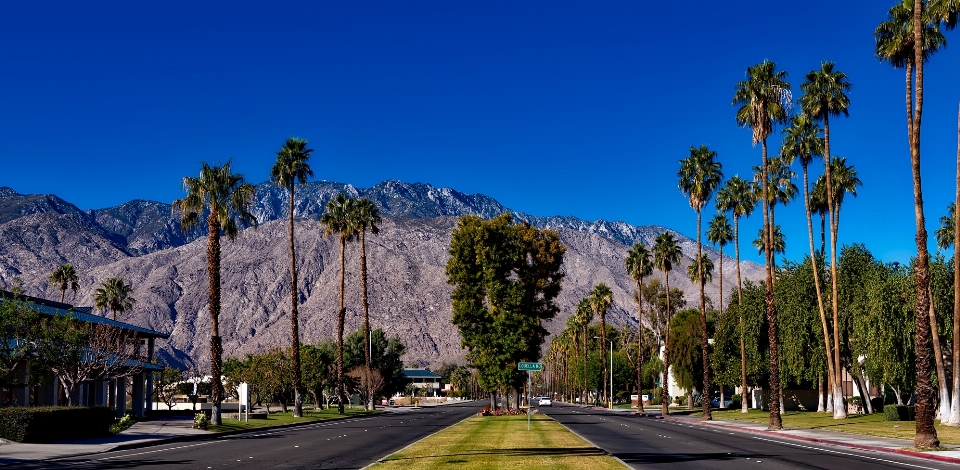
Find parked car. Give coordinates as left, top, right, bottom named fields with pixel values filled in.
left=539, top=397, right=552, bottom=406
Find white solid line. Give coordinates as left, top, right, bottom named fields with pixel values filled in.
left=751, top=436, right=941, bottom=470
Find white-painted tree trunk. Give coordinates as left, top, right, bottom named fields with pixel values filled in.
left=947, top=376, right=960, bottom=425
left=817, top=376, right=826, bottom=413
left=832, top=383, right=846, bottom=419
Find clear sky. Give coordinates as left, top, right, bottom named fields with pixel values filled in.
left=2, top=0, right=959, bottom=265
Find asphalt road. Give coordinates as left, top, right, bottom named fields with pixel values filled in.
left=540, top=403, right=960, bottom=470
left=19, top=402, right=482, bottom=470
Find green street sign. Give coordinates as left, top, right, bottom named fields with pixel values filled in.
left=518, top=362, right=543, bottom=371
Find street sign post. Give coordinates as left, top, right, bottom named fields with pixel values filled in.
left=517, top=363, right=543, bottom=430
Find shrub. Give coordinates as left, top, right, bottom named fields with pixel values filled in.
left=848, top=396, right=863, bottom=413
left=730, top=394, right=742, bottom=409
left=883, top=404, right=915, bottom=421
left=0, top=406, right=115, bottom=443
left=649, top=387, right=663, bottom=405
left=674, top=395, right=686, bottom=406
left=870, top=396, right=884, bottom=413
left=110, top=413, right=136, bottom=434
left=193, top=411, right=210, bottom=430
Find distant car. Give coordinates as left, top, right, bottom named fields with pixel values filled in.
left=539, top=397, right=552, bottom=406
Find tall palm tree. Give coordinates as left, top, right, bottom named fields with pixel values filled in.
left=706, top=214, right=733, bottom=317
left=270, top=136, right=314, bottom=418
left=781, top=113, right=832, bottom=412
left=625, top=243, right=653, bottom=412
left=876, top=0, right=945, bottom=446
left=590, top=283, right=614, bottom=405
left=810, top=178, right=829, bottom=255
left=753, top=225, right=786, bottom=257
left=351, top=198, right=382, bottom=368
left=678, top=144, right=723, bottom=421
left=733, top=59, right=791, bottom=430
left=686, top=254, right=714, bottom=285
left=931, top=0, right=960, bottom=426
left=716, top=175, right=758, bottom=413
left=936, top=203, right=957, bottom=251
left=799, top=61, right=852, bottom=420
left=173, top=160, right=257, bottom=426
left=94, top=276, right=135, bottom=320
left=574, top=297, right=594, bottom=403
left=653, top=231, right=681, bottom=416
left=320, top=193, right=357, bottom=415
left=48, top=263, right=79, bottom=304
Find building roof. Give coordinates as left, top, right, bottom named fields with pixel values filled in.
left=1, top=290, right=170, bottom=339
left=402, top=369, right=442, bottom=379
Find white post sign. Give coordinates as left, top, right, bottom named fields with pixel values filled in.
left=238, top=383, right=249, bottom=423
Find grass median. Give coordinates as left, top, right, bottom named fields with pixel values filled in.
left=372, top=412, right=624, bottom=469
left=209, top=407, right=381, bottom=432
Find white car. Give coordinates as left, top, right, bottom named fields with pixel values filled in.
left=539, top=397, right=552, bottom=406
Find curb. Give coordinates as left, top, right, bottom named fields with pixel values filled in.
left=646, top=414, right=960, bottom=466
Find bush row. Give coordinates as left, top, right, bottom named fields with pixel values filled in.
left=0, top=406, right=116, bottom=442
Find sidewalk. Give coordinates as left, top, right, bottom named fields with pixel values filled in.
left=0, top=415, right=206, bottom=462
left=588, top=404, right=960, bottom=466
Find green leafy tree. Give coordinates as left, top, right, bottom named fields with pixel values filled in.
left=0, top=294, right=44, bottom=391
left=447, top=214, right=565, bottom=409
left=320, top=193, right=357, bottom=414
left=173, top=159, right=258, bottom=426
left=48, top=264, right=79, bottom=304
left=270, top=136, right=314, bottom=418
left=625, top=243, right=654, bottom=411
left=653, top=231, right=681, bottom=415
left=94, top=276, right=136, bottom=321
left=154, top=365, right=185, bottom=410
left=678, top=143, right=723, bottom=420
left=669, top=308, right=711, bottom=406
left=343, top=327, right=407, bottom=400
left=733, top=59, right=791, bottom=429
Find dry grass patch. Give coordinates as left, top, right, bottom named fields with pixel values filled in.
left=373, top=414, right=625, bottom=469
left=710, top=409, right=960, bottom=445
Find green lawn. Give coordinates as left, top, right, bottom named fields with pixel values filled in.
left=372, top=413, right=625, bottom=469
left=708, top=409, right=960, bottom=445
left=209, top=407, right=381, bottom=432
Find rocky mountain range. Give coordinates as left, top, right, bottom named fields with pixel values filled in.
left=0, top=181, right=763, bottom=369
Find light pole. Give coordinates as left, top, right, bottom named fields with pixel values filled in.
left=594, top=336, right=613, bottom=410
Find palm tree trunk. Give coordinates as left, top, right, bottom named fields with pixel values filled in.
left=823, top=114, right=847, bottom=420
left=817, top=374, right=825, bottom=413
left=289, top=186, right=303, bottom=418
left=718, top=247, right=724, bottom=316
left=600, top=311, right=607, bottom=405
left=735, top=216, right=748, bottom=414
left=927, top=283, right=950, bottom=423
left=698, top=210, right=711, bottom=421
left=762, top=138, right=783, bottom=430
left=804, top=161, right=836, bottom=418
left=950, top=100, right=960, bottom=426
left=361, top=230, right=371, bottom=368
left=662, top=272, right=671, bottom=417
left=207, top=213, right=224, bottom=426
left=910, top=2, right=939, bottom=442
left=637, top=278, right=645, bottom=413
left=337, top=238, right=347, bottom=415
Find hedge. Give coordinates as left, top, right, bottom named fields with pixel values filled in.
left=883, top=404, right=916, bottom=421
left=0, top=406, right=116, bottom=442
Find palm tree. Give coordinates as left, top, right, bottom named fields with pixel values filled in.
left=653, top=231, right=681, bottom=416
left=94, top=276, right=135, bottom=320
left=810, top=177, right=829, bottom=255
left=625, top=243, right=653, bottom=412
left=270, top=136, right=314, bottom=418
left=686, top=254, right=714, bottom=285
left=753, top=225, right=786, bottom=257
left=876, top=1, right=945, bottom=445
left=590, top=283, right=614, bottom=405
left=678, top=144, right=723, bottom=421
left=574, top=297, right=593, bottom=403
left=173, top=160, right=257, bottom=426
left=781, top=114, right=833, bottom=412
left=936, top=203, right=956, bottom=251
left=320, top=193, right=357, bottom=414
left=733, top=59, right=791, bottom=430
left=931, top=0, right=960, bottom=427
left=351, top=198, right=382, bottom=368
left=716, top=175, right=758, bottom=413
left=706, top=214, right=733, bottom=317
left=48, top=263, right=79, bottom=304
left=799, top=61, right=852, bottom=420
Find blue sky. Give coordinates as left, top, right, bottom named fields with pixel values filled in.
left=2, top=0, right=959, bottom=265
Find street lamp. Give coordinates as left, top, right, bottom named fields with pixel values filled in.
left=594, top=336, right=613, bottom=410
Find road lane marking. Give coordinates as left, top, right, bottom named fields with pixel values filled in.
left=751, top=436, right=941, bottom=470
